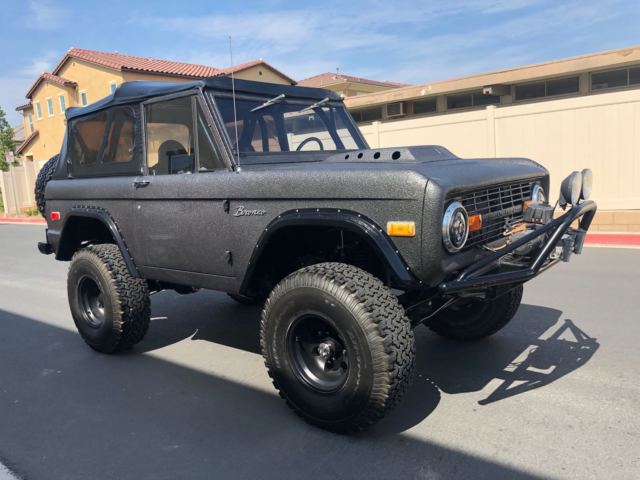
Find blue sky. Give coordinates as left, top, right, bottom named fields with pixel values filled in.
left=1, top=0, right=640, bottom=125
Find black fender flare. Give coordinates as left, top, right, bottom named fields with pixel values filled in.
left=58, top=206, right=140, bottom=277
left=240, top=208, right=418, bottom=294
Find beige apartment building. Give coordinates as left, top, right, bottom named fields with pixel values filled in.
left=15, top=48, right=294, bottom=163
left=344, top=46, right=640, bottom=231
left=298, top=71, right=407, bottom=97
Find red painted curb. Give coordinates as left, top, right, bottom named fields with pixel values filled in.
left=0, top=217, right=46, bottom=225
left=585, top=232, right=640, bottom=246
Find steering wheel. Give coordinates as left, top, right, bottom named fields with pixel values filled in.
left=296, top=136, right=324, bottom=151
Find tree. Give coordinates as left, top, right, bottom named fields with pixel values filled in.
left=0, top=106, right=16, bottom=172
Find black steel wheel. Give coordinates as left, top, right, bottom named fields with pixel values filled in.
left=261, top=262, right=415, bottom=433
left=77, top=275, right=107, bottom=329
left=68, top=244, right=150, bottom=353
left=287, top=314, right=350, bottom=393
left=428, top=285, right=523, bottom=340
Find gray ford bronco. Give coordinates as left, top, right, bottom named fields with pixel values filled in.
left=36, top=76, right=597, bottom=433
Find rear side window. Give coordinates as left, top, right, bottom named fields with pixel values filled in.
left=68, top=106, right=141, bottom=177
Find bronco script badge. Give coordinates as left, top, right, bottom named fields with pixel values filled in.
left=233, top=206, right=267, bottom=217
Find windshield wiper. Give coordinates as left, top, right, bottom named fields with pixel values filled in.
left=296, top=97, right=330, bottom=114
left=250, top=93, right=286, bottom=112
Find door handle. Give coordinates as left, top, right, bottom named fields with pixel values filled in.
left=133, top=180, right=151, bottom=188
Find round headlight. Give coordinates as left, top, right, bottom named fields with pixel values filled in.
left=531, top=184, right=546, bottom=204
left=442, top=201, right=469, bottom=253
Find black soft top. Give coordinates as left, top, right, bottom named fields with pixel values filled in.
left=65, top=76, right=343, bottom=120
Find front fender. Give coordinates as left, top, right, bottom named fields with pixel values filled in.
left=239, top=208, right=419, bottom=294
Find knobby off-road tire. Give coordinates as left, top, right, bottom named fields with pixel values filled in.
left=67, top=244, right=150, bottom=353
left=260, top=262, right=415, bottom=433
left=429, top=285, right=523, bottom=340
left=35, top=154, right=59, bottom=217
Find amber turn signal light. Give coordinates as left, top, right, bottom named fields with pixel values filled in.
left=468, top=214, right=482, bottom=232
left=386, top=221, right=416, bottom=237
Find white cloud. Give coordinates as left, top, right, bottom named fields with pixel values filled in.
left=27, top=0, right=67, bottom=30
left=18, top=50, right=59, bottom=77
left=141, top=0, right=628, bottom=85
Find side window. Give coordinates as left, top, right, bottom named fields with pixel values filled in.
left=68, top=106, right=141, bottom=177
left=102, top=107, right=136, bottom=164
left=145, top=96, right=225, bottom=174
left=69, top=111, right=107, bottom=168
left=196, top=102, right=225, bottom=172
left=145, top=96, right=194, bottom=175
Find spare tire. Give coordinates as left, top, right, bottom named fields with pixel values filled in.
left=35, top=154, right=60, bottom=217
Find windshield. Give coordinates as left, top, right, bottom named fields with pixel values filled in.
left=212, top=93, right=365, bottom=155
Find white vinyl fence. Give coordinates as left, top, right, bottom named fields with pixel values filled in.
left=0, top=160, right=47, bottom=216
left=359, top=88, right=640, bottom=211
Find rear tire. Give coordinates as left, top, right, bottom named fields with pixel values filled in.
left=67, top=244, right=150, bottom=353
left=428, top=285, right=523, bottom=340
left=260, top=262, right=415, bottom=433
left=35, top=155, right=59, bottom=217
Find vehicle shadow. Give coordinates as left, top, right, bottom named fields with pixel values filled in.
left=0, top=308, right=546, bottom=480
left=140, top=291, right=599, bottom=435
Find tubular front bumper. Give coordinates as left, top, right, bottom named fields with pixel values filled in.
left=438, top=200, right=597, bottom=295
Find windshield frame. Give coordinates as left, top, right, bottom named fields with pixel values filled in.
left=205, top=89, right=368, bottom=165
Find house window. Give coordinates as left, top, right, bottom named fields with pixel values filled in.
left=58, top=94, right=66, bottom=113
left=28, top=114, right=34, bottom=133
left=546, top=77, right=579, bottom=96
left=591, top=66, right=640, bottom=91
left=80, top=90, right=89, bottom=106
left=447, top=91, right=500, bottom=110
left=515, top=76, right=579, bottom=100
left=46, top=97, right=54, bottom=117
left=35, top=102, right=43, bottom=119
left=351, top=107, right=383, bottom=123
left=109, top=81, right=117, bottom=94
left=412, top=99, right=437, bottom=115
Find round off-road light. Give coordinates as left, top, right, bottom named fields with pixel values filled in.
left=531, top=183, right=546, bottom=204
left=442, top=201, right=469, bottom=253
left=559, top=171, right=583, bottom=207
left=580, top=168, right=593, bottom=200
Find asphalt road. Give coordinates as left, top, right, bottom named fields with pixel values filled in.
left=0, top=224, right=638, bottom=480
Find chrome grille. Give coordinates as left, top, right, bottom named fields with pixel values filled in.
left=457, top=180, right=533, bottom=249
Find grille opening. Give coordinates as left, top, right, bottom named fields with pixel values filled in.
left=450, top=180, right=534, bottom=249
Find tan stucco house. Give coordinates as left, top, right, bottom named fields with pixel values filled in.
left=15, top=48, right=295, bottom=162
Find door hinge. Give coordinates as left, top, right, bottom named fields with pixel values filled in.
left=223, top=199, right=230, bottom=214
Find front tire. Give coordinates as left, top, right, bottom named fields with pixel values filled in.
left=67, top=244, right=151, bottom=353
left=260, top=262, right=415, bottom=433
left=428, top=285, right=523, bottom=340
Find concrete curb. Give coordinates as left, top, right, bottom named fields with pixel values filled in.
left=1, top=217, right=639, bottom=245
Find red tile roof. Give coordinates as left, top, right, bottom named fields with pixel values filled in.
left=16, top=130, right=38, bottom=155
left=54, top=48, right=221, bottom=78
left=15, top=102, right=33, bottom=111
left=25, top=73, right=77, bottom=99
left=298, top=72, right=408, bottom=89
left=217, top=59, right=297, bottom=84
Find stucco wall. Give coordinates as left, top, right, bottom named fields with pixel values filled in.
left=359, top=88, right=640, bottom=210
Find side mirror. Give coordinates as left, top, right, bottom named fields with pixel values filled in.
left=559, top=171, right=582, bottom=208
